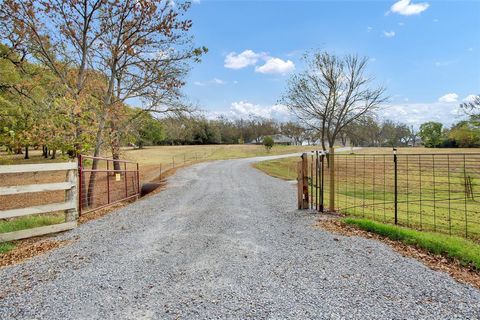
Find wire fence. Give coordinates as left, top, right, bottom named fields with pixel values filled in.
left=157, top=152, right=209, bottom=180
left=304, top=152, right=480, bottom=242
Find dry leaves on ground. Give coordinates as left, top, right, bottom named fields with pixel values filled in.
left=0, top=238, right=70, bottom=268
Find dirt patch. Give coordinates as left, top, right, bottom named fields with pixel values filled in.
left=0, top=238, right=71, bottom=268
left=316, top=216, right=480, bottom=289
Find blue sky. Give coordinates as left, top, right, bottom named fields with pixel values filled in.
left=182, top=0, right=480, bottom=126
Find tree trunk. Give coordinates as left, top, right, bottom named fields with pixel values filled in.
left=87, top=108, right=109, bottom=207
left=24, top=146, right=29, bottom=159
left=51, top=149, right=57, bottom=159
left=110, top=121, right=122, bottom=171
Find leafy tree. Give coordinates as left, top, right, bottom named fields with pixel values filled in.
left=263, top=136, right=274, bottom=152
left=419, top=121, right=444, bottom=148
left=449, top=121, right=480, bottom=147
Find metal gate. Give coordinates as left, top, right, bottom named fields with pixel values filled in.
left=78, top=155, right=140, bottom=215
left=298, top=151, right=327, bottom=212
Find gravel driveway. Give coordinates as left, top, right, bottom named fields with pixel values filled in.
left=1, top=154, right=479, bottom=319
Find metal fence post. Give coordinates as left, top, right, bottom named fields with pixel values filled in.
left=310, top=152, right=314, bottom=210
left=393, top=148, right=398, bottom=225
left=320, top=153, right=324, bottom=213
left=329, top=147, right=335, bottom=212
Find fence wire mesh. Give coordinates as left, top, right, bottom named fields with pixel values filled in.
left=78, top=156, right=140, bottom=215
left=306, top=152, right=480, bottom=241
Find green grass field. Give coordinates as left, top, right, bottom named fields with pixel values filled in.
left=255, top=147, right=480, bottom=242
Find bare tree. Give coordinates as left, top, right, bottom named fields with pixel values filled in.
left=281, top=121, right=305, bottom=145
left=281, top=51, right=387, bottom=210
left=460, top=94, right=480, bottom=116
left=281, top=51, right=387, bottom=151
left=408, top=125, right=418, bottom=147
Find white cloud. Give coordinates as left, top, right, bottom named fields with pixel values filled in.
left=390, top=0, right=430, bottom=16
left=435, top=60, right=456, bottom=67
left=212, top=78, right=226, bottom=85
left=228, top=101, right=290, bottom=119
left=224, top=50, right=266, bottom=69
left=381, top=101, right=466, bottom=126
left=438, top=93, right=458, bottom=103
left=367, top=26, right=373, bottom=32
left=192, top=0, right=200, bottom=3
left=383, top=30, right=396, bottom=38
left=463, top=94, right=478, bottom=103
left=224, top=49, right=294, bottom=75
left=255, top=58, right=295, bottom=75
left=433, top=18, right=439, bottom=22
left=398, top=22, right=405, bottom=26
left=193, top=78, right=226, bottom=86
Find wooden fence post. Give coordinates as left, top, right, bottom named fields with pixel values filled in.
left=297, top=161, right=302, bottom=209
left=65, top=164, right=78, bottom=222
left=302, top=153, right=309, bottom=209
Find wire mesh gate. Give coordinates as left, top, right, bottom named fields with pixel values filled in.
left=298, top=151, right=480, bottom=242
left=78, top=155, right=140, bottom=215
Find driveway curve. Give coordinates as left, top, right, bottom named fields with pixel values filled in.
left=0, top=153, right=479, bottom=319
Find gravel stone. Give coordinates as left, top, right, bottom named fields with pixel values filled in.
left=0, top=154, right=479, bottom=319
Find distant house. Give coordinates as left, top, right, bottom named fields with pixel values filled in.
left=271, top=134, right=294, bottom=145
left=407, top=137, right=423, bottom=147
left=303, top=137, right=351, bottom=148
left=252, top=134, right=294, bottom=145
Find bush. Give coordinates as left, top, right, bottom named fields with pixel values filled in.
left=263, top=136, right=274, bottom=152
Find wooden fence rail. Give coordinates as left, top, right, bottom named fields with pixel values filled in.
left=0, top=162, right=78, bottom=243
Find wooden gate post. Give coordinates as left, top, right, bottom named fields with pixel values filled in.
left=65, top=164, right=78, bottom=222
left=297, top=153, right=309, bottom=209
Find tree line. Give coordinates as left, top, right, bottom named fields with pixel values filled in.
left=418, top=97, right=480, bottom=148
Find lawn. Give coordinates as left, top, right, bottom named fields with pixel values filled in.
left=254, top=147, right=480, bottom=242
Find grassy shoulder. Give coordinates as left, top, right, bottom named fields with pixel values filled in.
left=343, top=218, right=480, bottom=270
left=0, top=214, right=64, bottom=234
left=0, top=214, right=64, bottom=254
left=0, top=242, right=15, bottom=254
